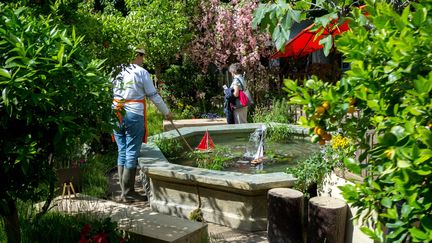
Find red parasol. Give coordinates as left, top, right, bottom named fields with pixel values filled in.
left=271, top=19, right=350, bottom=59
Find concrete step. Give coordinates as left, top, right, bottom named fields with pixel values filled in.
left=49, top=194, right=208, bottom=243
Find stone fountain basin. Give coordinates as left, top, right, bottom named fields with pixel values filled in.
left=138, top=123, right=305, bottom=231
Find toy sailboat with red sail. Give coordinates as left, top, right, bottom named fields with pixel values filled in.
left=196, top=130, right=215, bottom=151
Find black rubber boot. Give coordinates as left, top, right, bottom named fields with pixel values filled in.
left=117, top=166, right=125, bottom=202
left=129, top=166, right=137, bottom=192
left=122, top=167, right=147, bottom=202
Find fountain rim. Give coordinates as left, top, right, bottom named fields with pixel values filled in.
left=138, top=123, right=310, bottom=190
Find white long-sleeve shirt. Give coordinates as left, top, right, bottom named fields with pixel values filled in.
left=112, top=64, right=169, bottom=116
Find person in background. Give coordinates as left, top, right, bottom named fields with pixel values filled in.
left=223, top=84, right=236, bottom=124
left=112, top=48, right=173, bottom=202
left=228, top=63, right=248, bottom=124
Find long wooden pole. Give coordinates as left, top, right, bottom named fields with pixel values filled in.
left=169, top=120, right=194, bottom=152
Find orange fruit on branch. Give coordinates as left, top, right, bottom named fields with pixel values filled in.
left=322, top=101, right=330, bottom=110
left=316, top=106, right=326, bottom=115
left=322, top=133, right=332, bottom=141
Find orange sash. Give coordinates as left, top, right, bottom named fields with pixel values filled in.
left=112, top=99, right=148, bottom=143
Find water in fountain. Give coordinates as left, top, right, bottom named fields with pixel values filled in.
left=243, top=125, right=267, bottom=169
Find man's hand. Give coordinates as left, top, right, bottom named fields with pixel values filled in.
left=165, top=112, right=173, bottom=121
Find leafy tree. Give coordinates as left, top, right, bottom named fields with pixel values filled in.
left=186, top=0, right=277, bottom=104
left=254, top=0, right=432, bottom=241
left=187, top=0, right=271, bottom=71
left=125, top=0, right=195, bottom=81
left=51, top=0, right=138, bottom=73
left=0, top=4, right=112, bottom=242
left=160, top=56, right=220, bottom=114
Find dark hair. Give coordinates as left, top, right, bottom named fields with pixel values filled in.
left=228, top=63, right=242, bottom=75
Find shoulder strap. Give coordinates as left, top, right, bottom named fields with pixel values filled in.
left=234, top=77, right=245, bottom=90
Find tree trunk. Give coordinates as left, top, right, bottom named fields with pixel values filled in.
left=36, top=177, right=55, bottom=219
left=2, top=197, right=21, bottom=243
left=267, top=188, right=304, bottom=243
left=154, top=66, right=162, bottom=89
left=307, top=196, right=347, bottom=243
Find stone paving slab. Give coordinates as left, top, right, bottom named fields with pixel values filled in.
left=49, top=195, right=208, bottom=243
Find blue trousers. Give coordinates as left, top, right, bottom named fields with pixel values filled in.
left=113, top=111, right=144, bottom=169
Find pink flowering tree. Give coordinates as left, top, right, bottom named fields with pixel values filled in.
left=187, top=0, right=275, bottom=101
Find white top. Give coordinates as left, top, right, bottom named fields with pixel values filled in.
left=230, top=74, right=247, bottom=90
left=112, top=64, right=169, bottom=116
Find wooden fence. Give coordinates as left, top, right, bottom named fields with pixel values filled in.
left=286, top=104, right=375, bottom=178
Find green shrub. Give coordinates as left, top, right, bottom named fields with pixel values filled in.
left=146, top=103, right=165, bottom=136
left=22, top=212, right=124, bottom=242
left=0, top=3, right=113, bottom=241
left=280, top=2, right=432, bottom=241
left=81, top=151, right=117, bottom=198
left=252, top=98, right=295, bottom=124
left=152, top=135, right=185, bottom=161
left=266, top=124, right=293, bottom=143
left=189, top=147, right=235, bottom=170
left=286, top=147, right=338, bottom=198
left=160, top=56, right=221, bottom=116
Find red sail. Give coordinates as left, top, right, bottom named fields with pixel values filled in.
left=196, top=130, right=215, bottom=151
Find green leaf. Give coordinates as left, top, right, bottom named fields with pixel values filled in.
left=406, top=106, right=423, bottom=116
left=414, top=150, right=432, bottom=165
left=288, top=9, right=301, bottom=23
left=284, top=79, right=297, bottom=91
left=273, top=25, right=287, bottom=51
left=417, top=127, right=432, bottom=147
left=360, top=226, right=377, bottom=238
left=61, top=29, right=72, bottom=46
left=0, top=69, right=11, bottom=78
left=381, top=197, right=392, bottom=208
left=380, top=133, right=397, bottom=146
left=388, top=72, right=401, bottom=83
left=412, top=4, right=427, bottom=26
left=397, top=159, right=411, bottom=168
left=408, top=228, right=428, bottom=241
left=320, top=35, right=333, bottom=56
left=344, top=157, right=361, bottom=174
left=298, top=116, right=310, bottom=126
left=400, top=204, right=412, bottom=218
left=391, top=126, right=405, bottom=139
left=339, top=184, right=358, bottom=200
left=315, top=13, right=333, bottom=28
left=420, top=215, right=432, bottom=231
left=367, top=99, right=380, bottom=111
left=414, top=75, right=432, bottom=94
left=57, top=44, right=65, bottom=65
left=289, top=96, right=308, bottom=105
left=252, top=5, right=267, bottom=29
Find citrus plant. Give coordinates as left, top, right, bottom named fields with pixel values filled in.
left=255, top=0, right=432, bottom=241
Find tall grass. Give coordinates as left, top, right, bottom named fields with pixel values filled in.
left=80, top=151, right=117, bottom=198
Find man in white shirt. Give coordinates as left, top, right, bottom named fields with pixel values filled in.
left=112, top=48, right=173, bottom=202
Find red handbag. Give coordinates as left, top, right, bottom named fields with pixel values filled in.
left=239, top=90, right=249, bottom=107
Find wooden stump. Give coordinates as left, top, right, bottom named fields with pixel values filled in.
left=307, top=196, right=347, bottom=243
left=267, top=188, right=304, bottom=243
